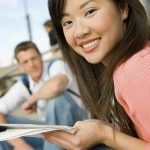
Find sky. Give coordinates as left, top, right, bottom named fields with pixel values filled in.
left=0, top=0, right=50, bottom=67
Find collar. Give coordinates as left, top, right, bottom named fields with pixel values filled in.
left=28, top=63, right=49, bottom=91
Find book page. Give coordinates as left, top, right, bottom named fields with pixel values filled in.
left=0, top=124, right=75, bottom=141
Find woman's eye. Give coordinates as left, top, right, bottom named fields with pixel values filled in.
left=85, top=8, right=97, bottom=17
left=62, top=20, right=72, bottom=27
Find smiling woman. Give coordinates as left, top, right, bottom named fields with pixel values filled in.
left=46, top=0, right=150, bottom=149
left=61, top=0, right=127, bottom=64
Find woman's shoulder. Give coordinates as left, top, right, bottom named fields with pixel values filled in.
left=113, top=42, right=150, bottom=88
left=137, top=42, right=150, bottom=58
left=116, top=42, right=150, bottom=73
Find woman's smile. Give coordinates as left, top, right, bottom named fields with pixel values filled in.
left=79, top=38, right=101, bottom=53
left=62, top=0, right=127, bottom=64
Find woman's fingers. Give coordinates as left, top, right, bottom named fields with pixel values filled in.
left=43, top=131, right=79, bottom=149
left=43, top=120, right=105, bottom=149
left=44, top=133, right=73, bottom=149
left=74, top=121, right=82, bottom=132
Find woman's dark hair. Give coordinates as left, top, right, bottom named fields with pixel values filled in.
left=48, top=0, right=150, bottom=136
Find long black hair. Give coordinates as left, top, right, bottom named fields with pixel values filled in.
left=48, top=0, right=150, bottom=136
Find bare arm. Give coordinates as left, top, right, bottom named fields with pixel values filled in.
left=22, top=74, right=69, bottom=112
left=0, top=112, right=6, bottom=123
left=43, top=119, right=148, bottom=150
left=32, top=73, right=68, bottom=101
left=103, top=123, right=146, bottom=150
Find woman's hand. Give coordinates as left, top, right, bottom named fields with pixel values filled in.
left=43, top=119, right=110, bottom=150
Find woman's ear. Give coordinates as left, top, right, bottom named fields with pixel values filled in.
left=121, top=3, right=129, bottom=21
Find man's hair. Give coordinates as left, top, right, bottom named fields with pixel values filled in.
left=43, top=20, right=52, bottom=27
left=14, top=41, right=41, bottom=61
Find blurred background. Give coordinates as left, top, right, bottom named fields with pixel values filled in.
left=0, top=0, right=149, bottom=97
left=0, top=0, right=60, bottom=97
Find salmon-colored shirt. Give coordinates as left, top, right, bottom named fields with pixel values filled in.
left=113, top=42, right=150, bottom=149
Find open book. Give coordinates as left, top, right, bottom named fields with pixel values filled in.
left=0, top=124, right=75, bottom=141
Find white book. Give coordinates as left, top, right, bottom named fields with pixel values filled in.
left=0, top=124, right=75, bottom=141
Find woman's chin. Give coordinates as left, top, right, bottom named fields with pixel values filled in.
left=85, top=57, right=102, bottom=64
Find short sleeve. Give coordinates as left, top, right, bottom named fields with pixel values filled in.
left=145, top=143, right=150, bottom=150
left=48, top=60, right=74, bottom=89
left=0, top=81, right=29, bottom=114
left=114, top=46, right=150, bottom=142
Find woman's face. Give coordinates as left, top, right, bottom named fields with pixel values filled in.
left=61, top=0, right=128, bottom=64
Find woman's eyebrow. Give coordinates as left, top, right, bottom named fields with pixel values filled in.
left=80, top=0, right=96, bottom=9
left=62, top=0, right=96, bottom=17
left=62, top=13, right=70, bottom=18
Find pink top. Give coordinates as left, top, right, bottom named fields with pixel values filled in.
left=113, top=42, right=150, bottom=149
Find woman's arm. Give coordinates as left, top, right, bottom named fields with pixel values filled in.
left=43, top=119, right=148, bottom=150
left=104, top=123, right=147, bottom=150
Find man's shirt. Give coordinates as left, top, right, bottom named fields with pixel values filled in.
left=0, top=60, right=81, bottom=121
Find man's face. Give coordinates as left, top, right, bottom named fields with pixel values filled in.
left=17, top=48, right=43, bottom=82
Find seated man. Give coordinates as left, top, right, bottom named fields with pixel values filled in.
left=43, top=20, right=59, bottom=52
left=0, top=41, right=87, bottom=150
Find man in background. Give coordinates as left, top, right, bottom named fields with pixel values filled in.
left=0, top=41, right=87, bottom=150
left=43, top=20, right=59, bottom=52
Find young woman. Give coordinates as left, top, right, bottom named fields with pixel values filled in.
left=44, top=0, right=150, bottom=149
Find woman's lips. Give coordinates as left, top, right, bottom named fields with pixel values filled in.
left=79, top=38, right=101, bottom=53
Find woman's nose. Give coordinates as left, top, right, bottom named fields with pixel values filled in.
left=73, top=20, right=90, bottom=39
